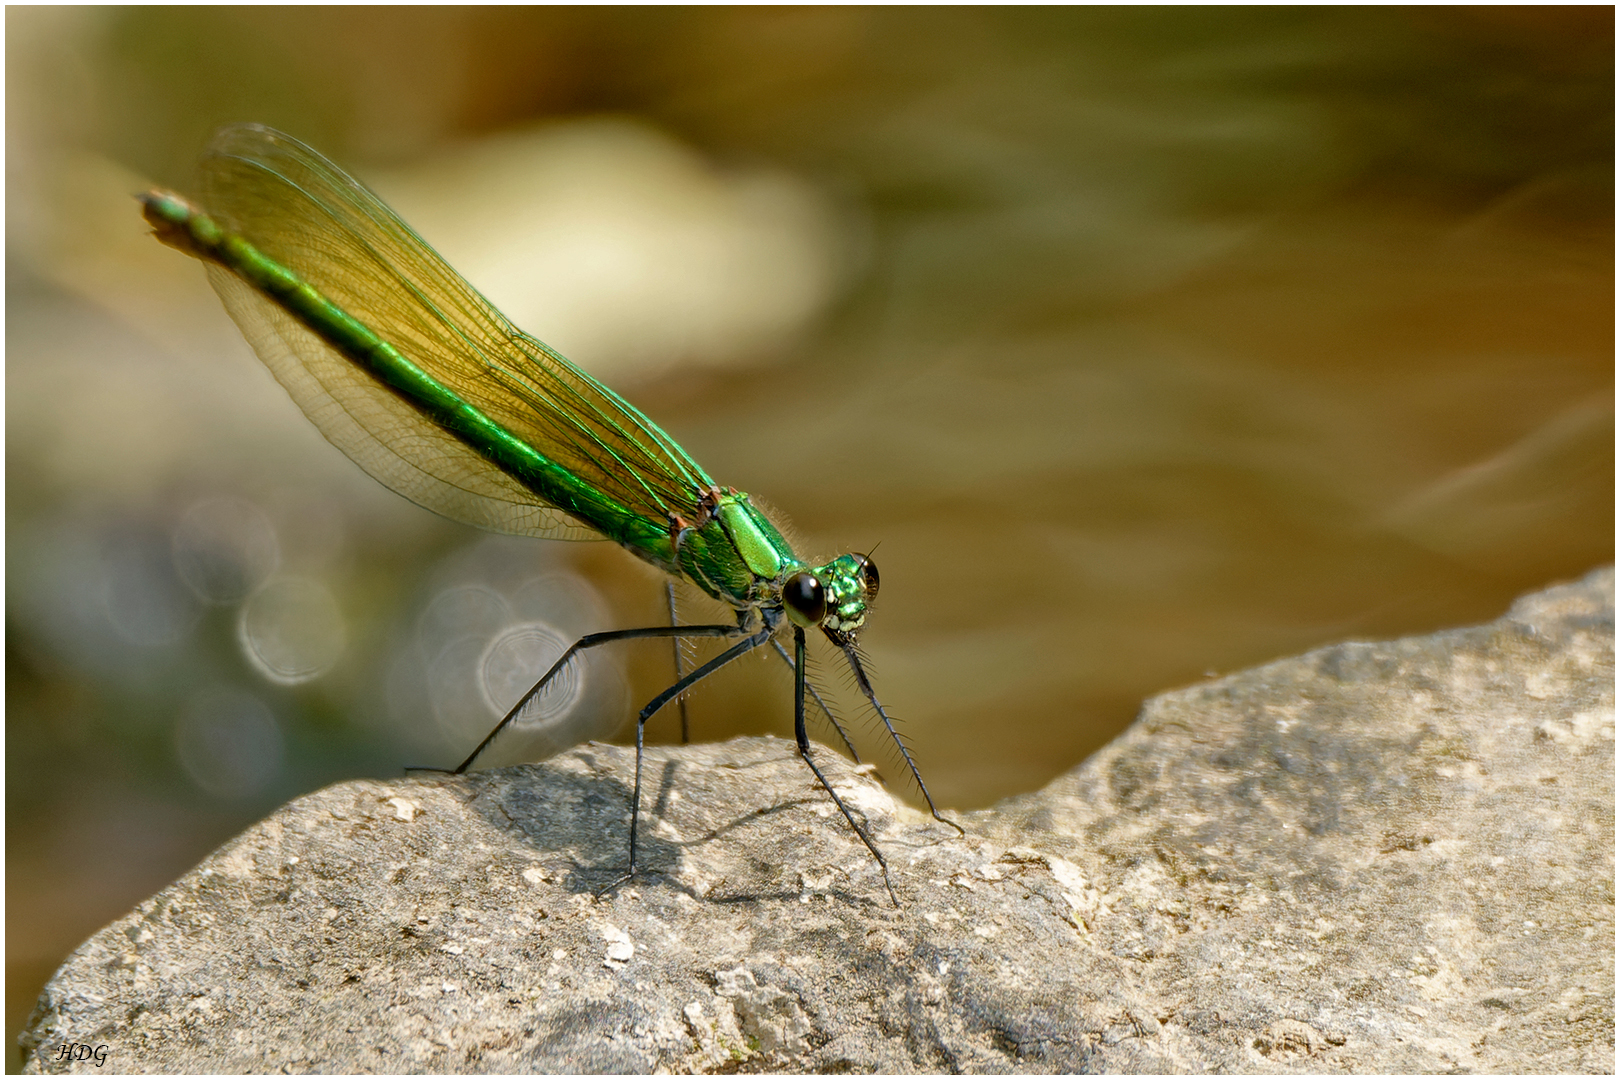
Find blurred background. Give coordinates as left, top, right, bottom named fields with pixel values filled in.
left=6, top=7, right=1612, bottom=1063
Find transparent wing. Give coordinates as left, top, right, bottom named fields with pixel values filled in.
left=207, top=266, right=599, bottom=539
left=197, top=123, right=716, bottom=540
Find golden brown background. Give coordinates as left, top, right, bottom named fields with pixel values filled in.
left=7, top=7, right=1612, bottom=1066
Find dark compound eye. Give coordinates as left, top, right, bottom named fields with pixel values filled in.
left=855, top=554, right=879, bottom=597
left=782, top=570, right=827, bottom=627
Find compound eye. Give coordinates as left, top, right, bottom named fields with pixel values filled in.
left=782, top=571, right=827, bottom=627
left=855, top=554, right=880, bottom=598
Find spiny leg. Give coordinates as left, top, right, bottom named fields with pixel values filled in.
left=794, top=627, right=899, bottom=907
left=665, top=581, right=692, bottom=744
left=769, top=637, right=860, bottom=763
left=832, top=634, right=965, bottom=837
left=407, top=621, right=747, bottom=776
left=597, top=625, right=774, bottom=897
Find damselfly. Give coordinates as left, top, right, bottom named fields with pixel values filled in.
left=140, top=124, right=959, bottom=903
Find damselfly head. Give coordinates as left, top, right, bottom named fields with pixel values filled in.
left=781, top=552, right=879, bottom=640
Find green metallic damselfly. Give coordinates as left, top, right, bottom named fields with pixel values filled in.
left=140, top=124, right=960, bottom=904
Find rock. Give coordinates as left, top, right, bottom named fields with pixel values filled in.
left=21, top=568, right=1614, bottom=1073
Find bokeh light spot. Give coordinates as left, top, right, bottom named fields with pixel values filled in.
left=174, top=687, right=284, bottom=798
left=171, top=496, right=281, bottom=604
left=480, top=622, right=583, bottom=729
left=238, top=577, right=346, bottom=684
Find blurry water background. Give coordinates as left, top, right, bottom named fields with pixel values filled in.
left=6, top=8, right=1612, bottom=1061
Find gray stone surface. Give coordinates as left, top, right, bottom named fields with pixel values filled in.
left=22, top=568, right=1614, bottom=1073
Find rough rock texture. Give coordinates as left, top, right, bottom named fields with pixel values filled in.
left=23, top=568, right=1614, bottom=1073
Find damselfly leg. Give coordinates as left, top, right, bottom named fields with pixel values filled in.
left=830, top=632, right=965, bottom=838
left=596, top=624, right=773, bottom=896
left=793, top=627, right=900, bottom=906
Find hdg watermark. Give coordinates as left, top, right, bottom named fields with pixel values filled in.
left=53, top=1043, right=110, bottom=1068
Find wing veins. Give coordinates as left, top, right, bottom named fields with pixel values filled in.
left=201, top=125, right=717, bottom=529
